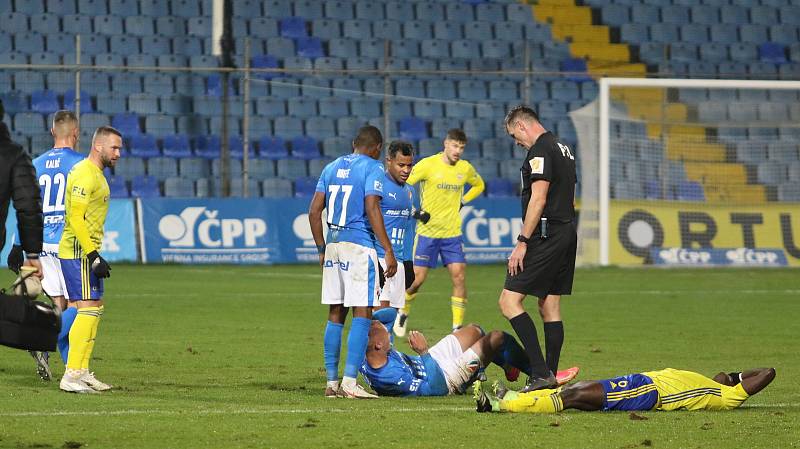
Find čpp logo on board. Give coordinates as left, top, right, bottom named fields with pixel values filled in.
left=158, top=206, right=267, bottom=248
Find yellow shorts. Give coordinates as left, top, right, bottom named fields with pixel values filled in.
left=643, top=368, right=750, bottom=411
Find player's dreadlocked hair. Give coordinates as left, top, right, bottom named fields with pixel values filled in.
left=387, top=140, right=414, bottom=159
left=504, top=105, right=540, bottom=128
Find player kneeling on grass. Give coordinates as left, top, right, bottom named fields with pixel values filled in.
left=475, top=367, right=776, bottom=413
left=360, top=317, right=571, bottom=397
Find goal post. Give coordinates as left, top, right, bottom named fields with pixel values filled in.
left=573, top=77, right=800, bottom=267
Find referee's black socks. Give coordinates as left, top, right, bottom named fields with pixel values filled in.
left=509, top=312, right=550, bottom=379
left=544, top=321, right=564, bottom=375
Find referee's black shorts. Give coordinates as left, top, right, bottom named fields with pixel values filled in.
left=503, top=221, right=577, bottom=298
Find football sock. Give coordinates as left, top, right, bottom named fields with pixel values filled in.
left=401, top=292, right=417, bottom=316
left=500, top=390, right=563, bottom=413
left=323, top=321, right=344, bottom=382
left=343, top=317, right=370, bottom=379
left=544, top=321, right=564, bottom=375
left=451, top=296, right=466, bottom=329
left=509, top=312, right=550, bottom=378
left=81, top=306, right=103, bottom=370
left=58, top=306, right=78, bottom=365
left=65, top=306, right=100, bottom=371
left=492, top=332, right=532, bottom=376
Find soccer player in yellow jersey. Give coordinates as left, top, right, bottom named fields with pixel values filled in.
left=476, top=367, right=776, bottom=414
left=57, top=126, right=121, bottom=394
left=396, top=129, right=484, bottom=336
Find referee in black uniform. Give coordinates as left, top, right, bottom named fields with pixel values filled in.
left=498, top=105, right=577, bottom=392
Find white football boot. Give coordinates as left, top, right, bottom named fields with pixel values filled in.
left=60, top=372, right=98, bottom=394
left=393, top=313, right=408, bottom=338
left=340, top=382, right=378, bottom=399
left=80, top=371, right=113, bottom=391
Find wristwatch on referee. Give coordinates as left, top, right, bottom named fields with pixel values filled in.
left=516, top=234, right=531, bottom=245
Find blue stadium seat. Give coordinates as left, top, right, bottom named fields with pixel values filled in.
left=107, top=0, right=136, bottom=15
left=288, top=0, right=320, bottom=19
left=145, top=115, right=176, bottom=137
left=660, top=5, right=689, bottom=24
left=276, top=158, right=307, bottom=178
left=15, top=0, right=41, bottom=14
left=30, top=13, right=60, bottom=34
left=391, top=40, right=419, bottom=58
left=464, top=21, right=494, bottom=41
left=290, top=136, right=319, bottom=159
left=298, top=77, right=329, bottom=97
left=631, top=4, right=659, bottom=23
left=601, top=4, right=629, bottom=26
left=670, top=43, right=698, bottom=63
left=506, top=3, right=532, bottom=23
left=128, top=93, right=159, bottom=115
left=63, top=90, right=92, bottom=113
left=314, top=56, right=343, bottom=72
left=305, top=117, right=336, bottom=139
left=698, top=43, right=728, bottom=63
left=417, top=138, right=440, bottom=158
left=287, top=97, right=317, bottom=118
left=716, top=62, right=748, bottom=78
left=190, top=55, right=218, bottom=68
left=621, top=24, right=649, bottom=43
left=321, top=136, right=348, bottom=158
left=295, top=36, right=323, bottom=58
left=424, top=80, right=455, bottom=102
left=721, top=6, right=748, bottom=25
left=650, top=24, right=679, bottom=43
left=194, top=135, right=222, bottom=159
left=46, top=0, right=74, bottom=13
left=318, top=97, right=348, bottom=117
left=728, top=102, right=759, bottom=122
left=247, top=159, right=276, bottom=180
left=188, top=17, right=211, bottom=38
left=757, top=161, right=788, bottom=185
left=0, top=52, right=27, bottom=65
left=1, top=12, right=27, bottom=33
left=311, top=19, right=340, bottom=40
left=30, top=90, right=59, bottom=114
left=355, top=1, right=383, bottom=20
left=156, top=17, right=186, bottom=38
left=486, top=80, right=516, bottom=102
left=129, top=134, right=160, bottom=158
left=482, top=40, right=510, bottom=59
left=170, top=0, right=200, bottom=18
left=779, top=6, right=800, bottom=26
left=273, top=116, right=304, bottom=139
left=767, top=142, right=798, bottom=162
left=560, top=58, right=592, bottom=82
left=125, top=16, right=155, bottom=37
left=280, top=16, right=308, bottom=39
left=325, top=0, right=355, bottom=20
left=15, top=32, right=45, bottom=54
left=262, top=0, right=291, bottom=18
left=758, top=103, right=789, bottom=122
left=372, top=20, right=401, bottom=41
left=268, top=77, right=300, bottom=99
left=451, top=40, right=481, bottom=60
left=751, top=5, right=778, bottom=26
left=125, top=53, right=160, bottom=67
left=291, top=177, right=315, bottom=197
left=431, top=117, right=462, bottom=139
left=413, top=100, right=443, bottom=119
left=13, top=112, right=45, bottom=135
left=345, top=56, right=376, bottom=72
left=30, top=52, right=60, bottom=65
left=114, top=157, right=146, bottom=181
left=131, top=175, right=161, bottom=198
left=261, top=178, right=291, bottom=197
left=485, top=178, right=514, bottom=197
left=749, top=62, right=778, bottom=79
left=349, top=97, right=380, bottom=117
left=163, top=177, right=194, bottom=197
left=255, top=98, right=285, bottom=118
left=740, top=25, right=769, bottom=44
left=415, top=2, right=444, bottom=21
left=233, top=0, right=260, bottom=17
left=78, top=113, right=108, bottom=136
left=759, top=43, right=787, bottom=64
left=112, top=113, right=141, bottom=135
left=343, top=19, right=371, bottom=39
left=769, top=24, right=798, bottom=44
left=137, top=0, right=166, bottom=15
left=689, top=5, right=719, bottom=25
left=730, top=43, right=758, bottom=61
left=0, top=35, right=10, bottom=54
left=165, top=135, right=194, bottom=159
left=176, top=116, right=208, bottom=137
left=679, top=24, right=708, bottom=44
left=308, top=157, right=332, bottom=178
left=259, top=136, right=288, bottom=159
left=434, top=22, right=463, bottom=40
left=94, top=15, right=122, bottom=35
left=250, top=55, right=279, bottom=81
left=359, top=38, right=385, bottom=58
left=107, top=176, right=129, bottom=198
left=395, top=79, right=425, bottom=99
left=481, top=138, right=512, bottom=160
left=734, top=142, right=767, bottom=163
left=477, top=2, right=505, bottom=22
left=404, top=22, right=431, bottom=41
left=398, top=117, right=428, bottom=141
left=137, top=36, right=169, bottom=56
left=385, top=1, right=413, bottom=22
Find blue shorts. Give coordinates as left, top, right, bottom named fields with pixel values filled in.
left=413, top=235, right=466, bottom=268
left=600, top=373, right=658, bottom=411
left=60, top=258, right=104, bottom=301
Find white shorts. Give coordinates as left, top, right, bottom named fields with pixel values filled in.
left=40, top=243, right=67, bottom=298
left=378, top=257, right=405, bottom=308
left=321, top=241, right=380, bottom=308
left=429, top=334, right=481, bottom=394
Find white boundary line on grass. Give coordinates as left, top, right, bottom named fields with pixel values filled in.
left=1, top=403, right=796, bottom=418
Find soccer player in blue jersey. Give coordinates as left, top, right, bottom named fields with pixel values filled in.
left=476, top=367, right=776, bottom=413
left=374, top=141, right=415, bottom=324
left=7, top=110, right=84, bottom=381
left=360, top=320, right=531, bottom=397
left=309, top=126, right=398, bottom=399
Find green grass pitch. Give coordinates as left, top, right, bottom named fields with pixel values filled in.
left=0, top=264, right=798, bottom=448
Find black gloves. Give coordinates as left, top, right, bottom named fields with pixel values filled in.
left=87, top=250, right=111, bottom=278
left=412, top=209, right=431, bottom=224
left=7, top=244, right=23, bottom=274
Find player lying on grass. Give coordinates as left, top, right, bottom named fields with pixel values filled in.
left=360, top=313, right=578, bottom=397
left=475, top=367, right=776, bottom=413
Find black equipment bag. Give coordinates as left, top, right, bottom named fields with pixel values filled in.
left=0, top=292, right=60, bottom=351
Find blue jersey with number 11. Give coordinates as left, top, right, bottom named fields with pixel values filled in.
left=33, top=147, right=84, bottom=245
left=315, top=153, right=385, bottom=247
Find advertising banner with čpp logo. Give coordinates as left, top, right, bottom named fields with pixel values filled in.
left=140, top=199, right=277, bottom=264
left=1, top=199, right=137, bottom=263
left=459, top=198, right=524, bottom=263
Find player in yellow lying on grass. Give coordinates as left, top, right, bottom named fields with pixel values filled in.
left=475, top=367, right=775, bottom=413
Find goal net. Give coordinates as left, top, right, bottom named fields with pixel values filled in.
left=572, top=78, right=800, bottom=267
